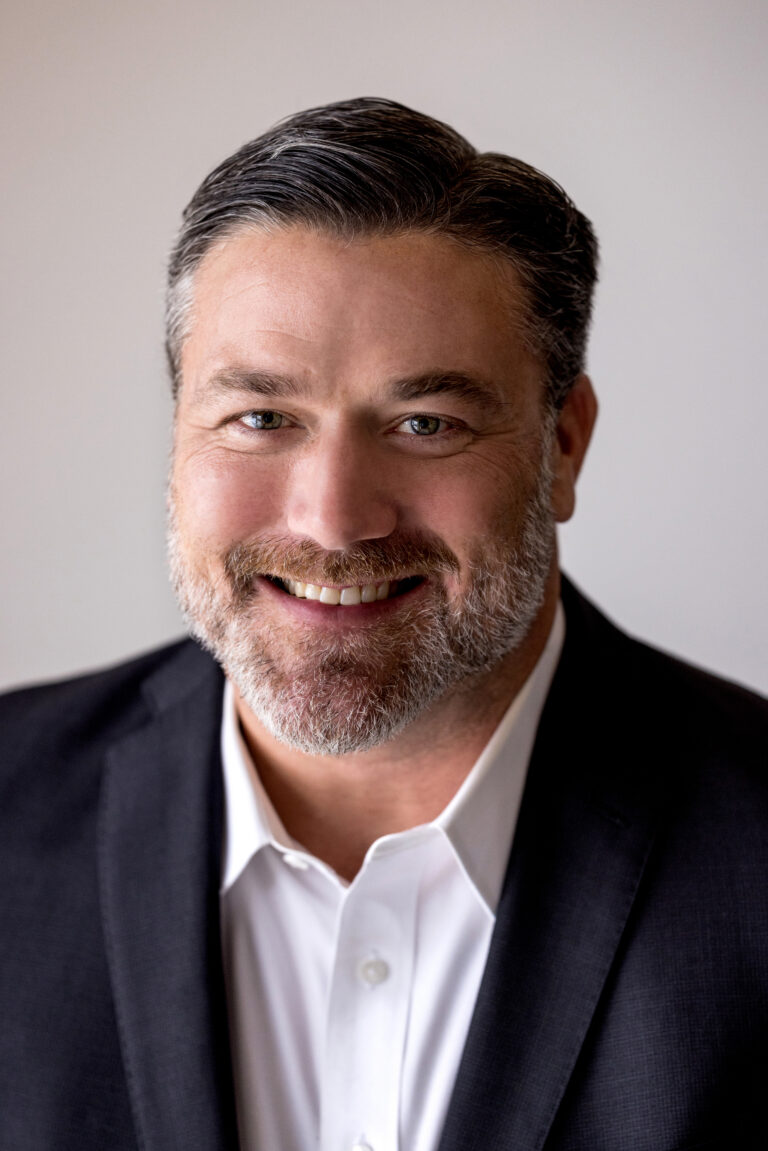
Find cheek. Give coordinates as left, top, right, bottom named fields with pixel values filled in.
left=174, top=453, right=287, bottom=547
left=408, top=474, right=508, bottom=592
left=418, top=465, right=521, bottom=548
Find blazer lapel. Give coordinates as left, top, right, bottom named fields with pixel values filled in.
left=438, top=583, right=666, bottom=1151
left=98, top=643, right=239, bottom=1151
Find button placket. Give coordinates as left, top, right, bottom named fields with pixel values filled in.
left=319, top=844, right=427, bottom=1151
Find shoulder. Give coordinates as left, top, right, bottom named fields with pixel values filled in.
left=554, top=579, right=768, bottom=937
left=0, top=638, right=222, bottom=783
left=557, top=576, right=768, bottom=822
left=0, top=639, right=223, bottom=877
left=560, top=574, right=768, bottom=739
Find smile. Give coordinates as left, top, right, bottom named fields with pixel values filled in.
left=266, top=575, right=423, bottom=606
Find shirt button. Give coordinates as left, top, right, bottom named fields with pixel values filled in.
left=282, top=852, right=309, bottom=870
left=358, top=956, right=390, bottom=986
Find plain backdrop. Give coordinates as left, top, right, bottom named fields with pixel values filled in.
left=1, top=0, right=766, bottom=694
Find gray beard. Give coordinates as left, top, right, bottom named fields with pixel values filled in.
left=167, top=451, right=556, bottom=756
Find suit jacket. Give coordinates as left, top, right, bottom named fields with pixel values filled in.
left=1, top=579, right=766, bottom=1151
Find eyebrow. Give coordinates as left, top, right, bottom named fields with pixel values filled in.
left=199, top=367, right=509, bottom=414
left=388, top=371, right=509, bottom=414
left=199, top=369, right=304, bottom=401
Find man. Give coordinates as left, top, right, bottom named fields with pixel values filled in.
left=0, top=98, right=765, bottom=1151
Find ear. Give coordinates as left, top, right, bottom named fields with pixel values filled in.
left=549, top=373, right=598, bottom=523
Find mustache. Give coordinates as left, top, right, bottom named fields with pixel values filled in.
left=224, top=532, right=461, bottom=595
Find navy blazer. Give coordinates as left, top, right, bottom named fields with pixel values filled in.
left=1, top=579, right=766, bottom=1150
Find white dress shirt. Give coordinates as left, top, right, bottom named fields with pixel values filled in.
left=220, top=604, right=564, bottom=1151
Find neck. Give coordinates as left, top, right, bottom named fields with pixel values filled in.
left=235, top=572, right=560, bottom=880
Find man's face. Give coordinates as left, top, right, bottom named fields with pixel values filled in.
left=169, top=226, right=575, bottom=754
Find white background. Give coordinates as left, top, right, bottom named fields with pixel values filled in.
left=1, top=0, right=766, bottom=694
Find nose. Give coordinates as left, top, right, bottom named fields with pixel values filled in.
left=285, top=431, right=398, bottom=550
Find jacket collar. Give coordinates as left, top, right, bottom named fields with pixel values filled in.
left=98, top=641, right=239, bottom=1151
left=438, top=578, right=668, bottom=1151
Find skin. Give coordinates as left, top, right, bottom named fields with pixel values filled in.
left=172, top=226, right=597, bottom=878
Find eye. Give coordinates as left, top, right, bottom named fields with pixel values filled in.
left=240, top=410, right=285, bottom=430
left=400, top=414, right=445, bottom=436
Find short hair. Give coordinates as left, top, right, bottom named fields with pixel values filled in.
left=166, top=97, right=598, bottom=410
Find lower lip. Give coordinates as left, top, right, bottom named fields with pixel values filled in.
left=254, top=575, right=428, bottom=625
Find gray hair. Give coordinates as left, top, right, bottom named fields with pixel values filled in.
left=166, top=97, right=598, bottom=410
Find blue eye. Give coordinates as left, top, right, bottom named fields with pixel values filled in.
left=406, top=415, right=442, bottom=435
left=241, top=410, right=284, bottom=430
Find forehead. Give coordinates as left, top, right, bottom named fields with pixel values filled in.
left=180, top=225, right=538, bottom=402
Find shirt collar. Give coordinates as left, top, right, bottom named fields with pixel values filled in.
left=435, top=601, right=564, bottom=910
left=220, top=602, right=565, bottom=908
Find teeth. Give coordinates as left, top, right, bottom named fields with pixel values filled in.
left=281, top=578, right=395, bottom=606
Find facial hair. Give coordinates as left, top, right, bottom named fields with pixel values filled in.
left=167, top=445, right=556, bottom=756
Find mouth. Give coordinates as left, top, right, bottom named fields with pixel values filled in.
left=264, top=574, right=424, bottom=606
